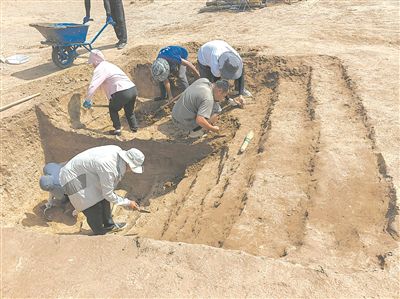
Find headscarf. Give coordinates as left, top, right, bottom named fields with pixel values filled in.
left=88, top=49, right=106, bottom=66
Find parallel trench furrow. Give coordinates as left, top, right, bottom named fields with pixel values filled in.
left=152, top=87, right=273, bottom=248
left=257, top=75, right=279, bottom=154
left=338, top=60, right=399, bottom=240
left=223, top=72, right=317, bottom=257
left=298, top=57, right=396, bottom=263
left=158, top=174, right=198, bottom=238
left=162, top=164, right=216, bottom=242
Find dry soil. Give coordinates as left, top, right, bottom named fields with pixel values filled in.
left=1, top=0, right=399, bottom=297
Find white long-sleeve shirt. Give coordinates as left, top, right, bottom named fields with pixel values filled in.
left=197, top=40, right=242, bottom=78
left=59, top=145, right=131, bottom=212
left=87, top=61, right=135, bottom=100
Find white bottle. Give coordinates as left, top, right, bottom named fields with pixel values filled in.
left=240, top=130, right=254, bottom=153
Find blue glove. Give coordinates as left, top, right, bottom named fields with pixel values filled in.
left=83, top=16, right=91, bottom=24
left=106, top=15, right=116, bottom=26
left=82, top=99, right=93, bottom=109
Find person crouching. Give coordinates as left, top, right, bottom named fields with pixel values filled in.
left=59, top=145, right=144, bottom=235
left=172, top=78, right=229, bottom=138
left=151, top=45, right=200, bottom=101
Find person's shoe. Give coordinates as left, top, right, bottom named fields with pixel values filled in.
left=109, top=129, right=121, bottom=136
left=117, top=42, right=126, bottom=50
left=130, top=127, right=138, bottom=133
left=242, top=89, right=252, bottom=97
left=188, top=128, right=205, bottom=138
left=104, top=222, right=127, bottom=233
left=103, top=223, right=115, bottom=231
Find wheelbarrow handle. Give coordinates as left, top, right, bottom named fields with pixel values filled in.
left=89, top=19, right=115, bottom=44
left=106, top=16, right=116, bottom=26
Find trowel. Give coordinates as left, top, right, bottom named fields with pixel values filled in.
left=137, top=207, right=151, bottom=213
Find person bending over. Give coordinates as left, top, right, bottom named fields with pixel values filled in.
left=172, top=78, right=229, bottom=138
left=197, top=40, right=252, bottom=106
left=83, top=49, right=139, bottom=136
left=59, top=145, right=144, bottom=235
left=151, top=45, right=200, bottom=101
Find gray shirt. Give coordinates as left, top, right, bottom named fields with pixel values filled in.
left=172, top=78, right=214, bottom=130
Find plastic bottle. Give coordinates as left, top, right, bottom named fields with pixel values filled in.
left=240, top=130, right=254, bottom=153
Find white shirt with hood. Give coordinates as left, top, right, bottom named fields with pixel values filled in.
left=59, top=145, right=131, bottom=212
left=87, top=50, right=135, bottom=100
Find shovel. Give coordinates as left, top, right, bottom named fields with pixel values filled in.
left=146, top=93, right=183, bottom=119
left=91, top=104, right=109, bottom=108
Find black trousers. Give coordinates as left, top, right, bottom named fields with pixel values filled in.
left=82, top=199, right=115, bottom=235
left=109, top=86, right=138, bottom=130
left=197, top=60, right=245, bottom=95
left=110, top=0, right=127, bottom=43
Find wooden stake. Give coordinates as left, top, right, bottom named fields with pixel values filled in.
left=0, top=93, right=41, bottom=112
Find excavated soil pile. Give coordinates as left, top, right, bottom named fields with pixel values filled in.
left=1, top=45, right=399, bottom=297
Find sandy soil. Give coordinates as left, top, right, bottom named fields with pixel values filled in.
left=1, top=0, right=399, bottom=297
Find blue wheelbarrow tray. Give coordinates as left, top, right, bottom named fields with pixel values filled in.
left=29, top=23, right=89, bottom=44
left=30, top=21, right=112, bottom=68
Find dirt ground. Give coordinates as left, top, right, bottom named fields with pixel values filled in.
left=1, top=0, right=399, bottom=298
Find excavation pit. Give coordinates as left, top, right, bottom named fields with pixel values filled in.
left=1, top=47, right=397, bottom=264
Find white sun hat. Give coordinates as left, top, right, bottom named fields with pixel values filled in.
left=118, top=148, right=145, bottom=174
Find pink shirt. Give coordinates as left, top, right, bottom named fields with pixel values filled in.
left=87, top=61, right=135, bottom=100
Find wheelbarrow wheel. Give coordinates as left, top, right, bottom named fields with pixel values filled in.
left=52, top=46, right=75, bottom=69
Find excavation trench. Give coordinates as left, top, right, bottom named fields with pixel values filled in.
left=1, top=48, right=397, bottom=262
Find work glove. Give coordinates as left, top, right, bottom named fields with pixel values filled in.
left=82, top=99, right=93, bottom=109
left=83, top=16, right=91, bottom=24
left=106, top=15, right=116, bottom=26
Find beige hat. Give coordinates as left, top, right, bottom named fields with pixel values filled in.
left=119, top=148, right=145, bottom=174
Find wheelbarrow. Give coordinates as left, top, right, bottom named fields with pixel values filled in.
left=30, top=19, right=115, bottom=69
